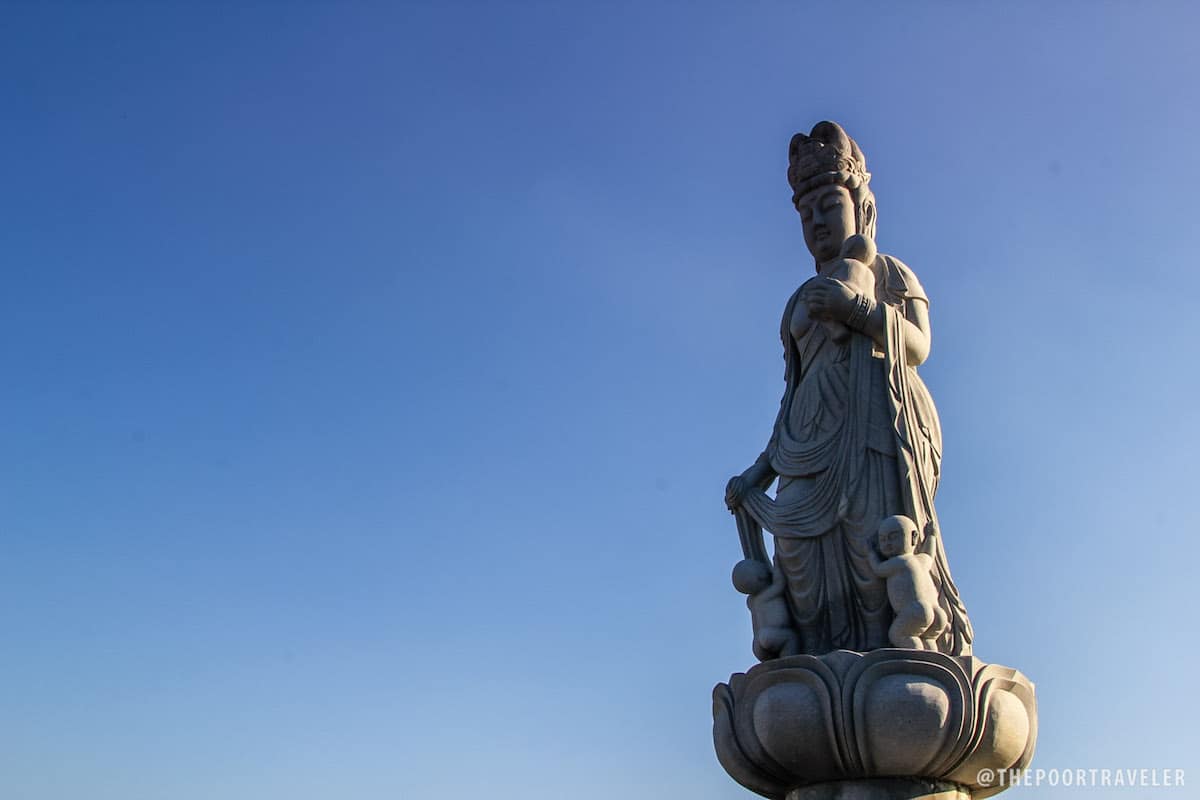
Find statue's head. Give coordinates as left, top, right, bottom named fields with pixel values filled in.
left=877, top=515, right=918, bottom=558
left=787, top=121, right=877, bottom=264
left=732, top=558, right=773, bottom=595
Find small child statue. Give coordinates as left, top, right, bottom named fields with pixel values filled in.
left=868, top=515, right=949, bottom=650
left=732, top=558, right=801, bottom=661
left=808, top=233, right=877, bottom=343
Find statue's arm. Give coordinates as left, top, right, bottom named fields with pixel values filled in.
left=727, top=448, right=777, bottom=509
left=854, top=298, right=931, bottom=366
left=747, top=447, right=777, bottom=488
left=800, top=259, right=931, bottom=365
left=761, top=564, right=787, bottom=599
left=727, top=292, right=803, bottom=510
left=732, top=298, right=793, bottom=496
left=867, top=547, right=891, bottom=577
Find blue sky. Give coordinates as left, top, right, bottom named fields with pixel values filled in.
left=2, top=3, right=1198, bottom=798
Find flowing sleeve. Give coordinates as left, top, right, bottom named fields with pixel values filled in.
left=778, top=286, right=804, bottom=387
left=879, top=264, right=973, bottom=655
left=878, top=255, right=928, bottom=306
left=757, top=287, right=804, bottom=469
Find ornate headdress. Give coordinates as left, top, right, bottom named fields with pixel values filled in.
left=787, top=121, right=871, bottom=204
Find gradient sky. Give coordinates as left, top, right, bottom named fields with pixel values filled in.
left=2, top=3, right=1198, bottom=799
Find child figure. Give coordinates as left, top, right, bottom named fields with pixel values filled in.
left=813, top=233, right=878, bottom=343
left=732, top=558, right=801, bottom=661
left=868, top=515, right=949, bottom=650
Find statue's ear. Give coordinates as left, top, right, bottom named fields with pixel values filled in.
left=860, top=199, right=876, bottom=236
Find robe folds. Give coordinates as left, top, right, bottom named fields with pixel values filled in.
left=740, top=255, right=973, bottom=655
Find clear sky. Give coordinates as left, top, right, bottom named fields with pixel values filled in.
left=2, top=3, right=1198, bottom=799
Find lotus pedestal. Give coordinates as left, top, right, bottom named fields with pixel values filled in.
left=713, top=650, right=1037, bottom=799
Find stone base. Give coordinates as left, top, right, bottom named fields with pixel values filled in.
left=713, top=649, right=1036, bottom=799
left=787, top=778, right=970, bottom=800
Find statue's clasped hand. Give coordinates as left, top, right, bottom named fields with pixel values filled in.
left=727, top=461, right=772, bottom=512
left=725, top=474, right=746, bottom=512
left=800, top=276, right=857, bottom=322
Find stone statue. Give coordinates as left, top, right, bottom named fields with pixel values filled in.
left=867, top=515, right=948, bottom=649
left=732, top=559, right=801, bottom=661
left=723, top=120, right=972, bottom=658
left=712, top=122, right=1038, bottom=800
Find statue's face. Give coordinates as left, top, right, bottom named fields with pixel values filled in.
left=877, top=523, right=910, bottom=557
left=796, top=183, right=856, bottom=263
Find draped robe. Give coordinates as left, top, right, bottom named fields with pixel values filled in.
left=737, top=255, right=973, bottom=655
